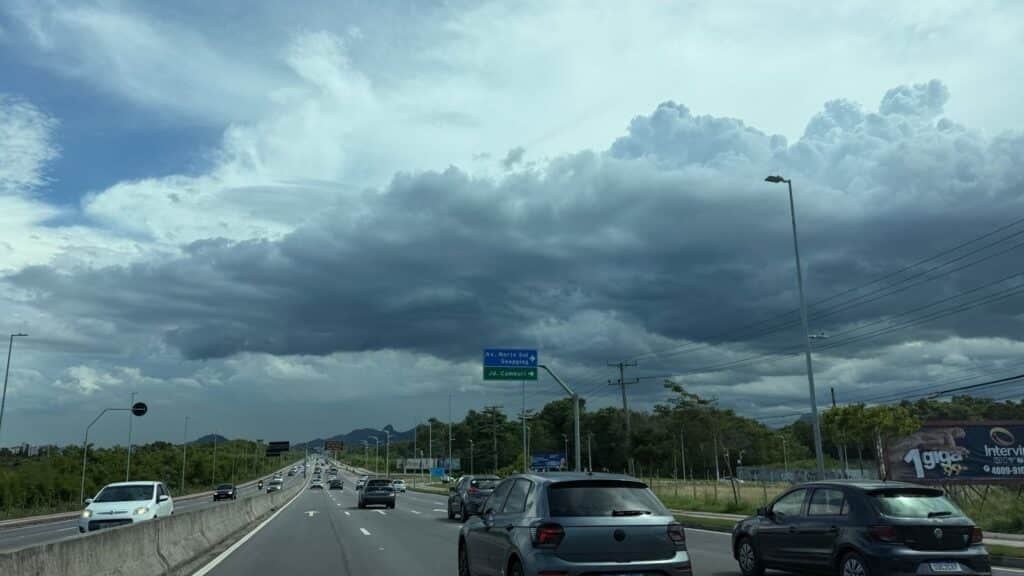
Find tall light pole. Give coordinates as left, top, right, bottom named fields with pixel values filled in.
left=0, top=333, right=28, bottom=445
left=126, top=391, right=137, bottom=481
left=371, top=436, right=380, bottom=475
left=81, top=407, right=129, bottom=504
left=181, top=416, right=189, bottom=494
left=765, top=175, right=825, bottom=479
left=212, top=432, right=218, bottom=487
left=385, top=430, right=391, bottom=478
left=447, top=394, right=453, bottom=479
left=781, top=436, right=789, bottom=476
left=362, top=440, right=369, bottom=470
left=468, top=439, right=474, bottom=475
left=561, top=434, right=569, bottom=470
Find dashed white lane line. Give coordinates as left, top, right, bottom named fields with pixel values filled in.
left=344, top=511, right=351, bottom=516
left=374, top=510, right=387, bottom=516
left=409, top=510, right=421, bottom=515
left=360, top=528, right=371, bottom=536
left=432, top=508, right=446, bottom=512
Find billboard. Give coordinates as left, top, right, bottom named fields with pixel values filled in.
left=325, top=440, right=345, bottom=452
left=885, top=421, right=1024, bottom=483
left=265, top=441, right=290, bottom=457
left=531, top=453, right=566, bottom=470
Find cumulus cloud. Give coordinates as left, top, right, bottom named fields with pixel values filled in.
left=0, top=95, right=58, bottom=194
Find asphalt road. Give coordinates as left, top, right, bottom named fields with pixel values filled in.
left=197, top=466, right=1024, bottom=576
left=0, top=473, right=289, bottom=552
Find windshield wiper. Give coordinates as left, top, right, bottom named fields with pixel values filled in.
left=927, top=511, right=953, bottom=518
left=612, top=509, right=651, bottom=516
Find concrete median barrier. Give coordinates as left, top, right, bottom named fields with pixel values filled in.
left=0, top=479, right=303, bottom=576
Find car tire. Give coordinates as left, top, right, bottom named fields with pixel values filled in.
left=448, top=503, right=454, bottom=520
left=461, top=508, right=469, bottom=523
left=840, top=552, right=870, bottom=576
left=737, top=537, right=764, bottom=576
left=458, top=541, right=473, bottom=576
left=507, top=557, right=524, bottom=576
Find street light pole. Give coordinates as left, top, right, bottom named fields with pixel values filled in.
left=126, top=391, right=137, bottom=481
left=385, top=430, right=390, bottom=478
left=0, top=333, right=28, bottom=445
left=81, top=407, right=129, bottom=504
left=469, top=439, right=474, bottom=474
left=562, top=434, right=569, bottom=470
left=181, top=416, right=189, bottom=494
left=371, top=437, right=380, bottom=475
left=765, top=175, right=826, bottom=479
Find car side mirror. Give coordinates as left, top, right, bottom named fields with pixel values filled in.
left=757, top=506, right=769, bottom=517
left=483, top=509, right=495, bottom=528
left=158, top=495, right=169, bottom=503
left=449, top=487, right=456, bottom=493
left=84, top=498, right=93, bottom=505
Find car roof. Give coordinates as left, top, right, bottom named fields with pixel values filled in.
left=796, top=479, right=928, bottom=491
left=102, top=481, right=160, bottom=487
left=508, top=472, right=642, bottom=484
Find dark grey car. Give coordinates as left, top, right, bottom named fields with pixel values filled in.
left=458, top=473, right=691, bottom=576
left=449, top=475, right=500, bottom=522
left=358, top=478, right=396, bottom=508
left=732, top=480, right=990, bottom=576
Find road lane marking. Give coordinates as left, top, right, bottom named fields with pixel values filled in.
left=375, top=510, right=386, bottom=516
left=410, top=510, right=421, bottom=514
left=360, top=528, right=371, bottom=535
left=192, top=485, right=305, bottom=576
left=432, top=508, right=446, bottom=512
left=344, top=511, right=350, bottom=516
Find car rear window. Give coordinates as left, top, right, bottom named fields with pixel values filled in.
left=95, top=485, right=154, bottom=502
left=367, top=479, right=392, bottom=487
left=217, top=484, right=233, bottom=490
left=870, top=490, right=964, bottom=518
left=547, top=481, right=666, bottom=517
left=471, top=479, right=499, bottom=489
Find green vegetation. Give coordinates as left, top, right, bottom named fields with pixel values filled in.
left=0, top=440, right=298, bottom=520
left=673, top=513, right=737, bottom=532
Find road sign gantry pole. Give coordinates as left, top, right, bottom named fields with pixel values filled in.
left=538, top=364, right=581, bottom=472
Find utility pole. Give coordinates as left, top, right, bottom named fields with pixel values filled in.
left=492, top=409, right=498, bottom=474
left=0, top=333, right=28, bottom=446
left=781, top=436, right=789, bottom=476
left=385, top=430, right=391, bottom=478
left=561, top=434, right=569, bottom=470
left=608, top=360, right=638, bottom=475
left=212, top=432, right=218, bottom=487
left=713, top=432, right=721, bottom=481
left=126, top=391, right=137, bottom=481
left=587, top=432, right=593, bottom=471
left=447, top=394, right=453, bottom=479
left=428, top=422, right=433, bottom=471
left=469, top=439, right=474, bottom=474
left=413, top=424, right=418, bottom=477
left=680, top=431, right=686, bottom=482
left=522, top=380, right=527, bottom=472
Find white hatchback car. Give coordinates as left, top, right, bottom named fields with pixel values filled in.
left=392, top=479, right=406, bottom=492
left=79, top=481, right=174, bottom=533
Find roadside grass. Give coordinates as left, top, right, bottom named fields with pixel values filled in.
left=987, top=544, right=1024, bottom=559
left=673, top=513, right=738, bottom=532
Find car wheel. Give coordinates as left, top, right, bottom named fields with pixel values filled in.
left=458, top=541, right=473, bottom=576
left=737, top=538, right=764, bottom=576
left=388, top=502, right=395, bottom=509
left=460, top=508, right=469, bottom=523
left=448, top=503, right=454, bottom=520
left=840, top=552, right=870, bottom=576
left=507, top=557, right=524, bottom=576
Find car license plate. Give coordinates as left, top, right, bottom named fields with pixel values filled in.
left=931, top=562, right=962, bottom=573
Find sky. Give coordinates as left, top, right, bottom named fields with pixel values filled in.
left=1, top=0, right=1023, bottom=448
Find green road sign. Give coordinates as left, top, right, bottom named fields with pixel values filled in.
left=484, top=367, right=537, bottom=380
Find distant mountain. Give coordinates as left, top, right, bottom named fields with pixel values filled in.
left=301, top=425, right=415, bottom=451
left=191, top=434, right=230, bottom=445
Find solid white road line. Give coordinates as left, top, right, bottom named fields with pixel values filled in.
left=192, top=486, right=305, bottom=576
left=360, top=528, right=371, bottom=536
left=375, top=510, right=386, bottom=516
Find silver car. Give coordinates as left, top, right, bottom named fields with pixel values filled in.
left=458, top=473, right=691, bottom=576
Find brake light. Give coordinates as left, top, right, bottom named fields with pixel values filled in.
left=869, top=525, right=901, bottom=543
left=970, top=527, right=983, bottom=544
left=668, top=522, right=687, bottom=548
left=468, top=487, right=479, bottom=494
left=531, top=523, right=565, bottom=548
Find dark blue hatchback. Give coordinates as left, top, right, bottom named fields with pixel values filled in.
left=732, top=480, right=990, bottom=576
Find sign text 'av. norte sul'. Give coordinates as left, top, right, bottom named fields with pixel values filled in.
left=483, top=348, right=538, bottom=380
left=885, top=421, right=1024, bottom=483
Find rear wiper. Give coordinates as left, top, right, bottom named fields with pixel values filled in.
left=928, top=511, right=953, bottom=518
left=612, top=509, right=651, bottom=516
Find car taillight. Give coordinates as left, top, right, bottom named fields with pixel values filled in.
left=531, top=523, right=565, bottom=548
left=468, top=487, right=478, bottom=494
left=970, top=527, right=983, bottom=544
left=668, top=522, right=687, bottom=548
left=869, top=525, right=901, bottom=543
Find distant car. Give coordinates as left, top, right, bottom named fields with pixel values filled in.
left=266, top=478, right=284, bottom=493
left=287, top=469, right=296, bottom=477
left=356, top=476, right=369, bottom=491
left=448, top=475, right=499, bottom=522
left=458, top=473, right=689, bottom=576
left=329, top=479, right=344, bottom=490
left=79, top=481, right=174, bottom=533
left=732, top=480, right=989, bottom=576
left=392, top=479, right=407, bottom=493
left=359, top=478, right=396, bottom=509
left=213, top=483, right=237, bottom=501
left=310, top=479, right=324, bottom=490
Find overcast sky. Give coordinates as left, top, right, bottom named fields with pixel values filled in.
left=1, top=0, right=1023, bottom=447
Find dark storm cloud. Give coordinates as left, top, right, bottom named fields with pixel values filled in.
left=502, top=146, right=525, bottom=169
left=7, top=81, right=1024, bottom=373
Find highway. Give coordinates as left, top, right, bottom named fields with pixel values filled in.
left=0, top=474, right=292, bottom=552
left=194, top=466, right=1024, bottom=576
